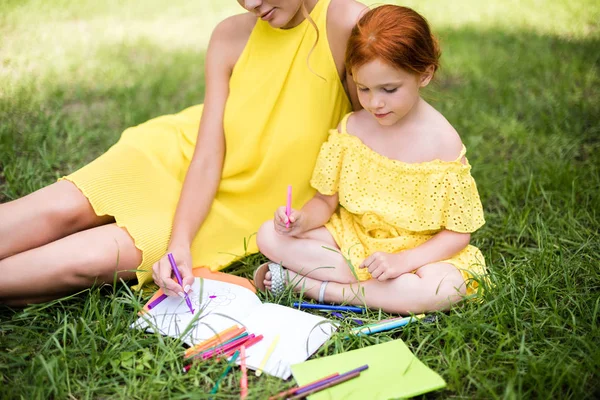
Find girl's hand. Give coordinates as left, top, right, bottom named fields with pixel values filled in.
left=274, top=206, right=306, bottom=236
left=151, top=245, right=194, bottom=298
left=359, top=251, right=413, bottom=281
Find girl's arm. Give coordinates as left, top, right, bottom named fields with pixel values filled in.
left=275, top=192, right=338, bottom=236
left=361, top=229, right=471, bottom=281
left=152, top=16, right=250, bottom=296
left=299, top=192, right=339, bottom=231
left=401, top=229, right=471, bottom=272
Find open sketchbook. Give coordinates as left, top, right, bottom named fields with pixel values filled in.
left=132, top=277, right=336, bottom=379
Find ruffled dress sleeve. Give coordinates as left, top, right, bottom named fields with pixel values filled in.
left=435, top=165, right=485, bottom=232
left=377, top=147, right=486, bottom=234
left=310, top=129, right=347, bottom=195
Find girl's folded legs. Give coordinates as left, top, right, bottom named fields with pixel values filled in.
left=256, top=222, right=358, bottom=284
left=272, top=262, right=467, bottom=315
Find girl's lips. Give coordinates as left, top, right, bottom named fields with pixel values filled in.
left=374, top=112, right=391, bottom=118
left=261, top=8, right=275, bottom=21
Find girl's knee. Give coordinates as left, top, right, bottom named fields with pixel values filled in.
left=437, top=272, right=467, bottom=302
left=425, top=266, right=466, bottom=310
left=256, top=221, right=278, bottom=254
left=435, top=265, right=467, bottom=296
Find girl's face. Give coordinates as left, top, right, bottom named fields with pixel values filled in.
left=237, top=0, right=309, bottom=29
left=353, top=58, right=432, bottom=127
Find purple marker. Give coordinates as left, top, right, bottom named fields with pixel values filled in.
left=147, top=294, right=168, bottom=310
left=167, top=252, right=194, bottom=314
left=330, top=312, right=363, bottom=325
left=295, top=364, right=369, bottom=395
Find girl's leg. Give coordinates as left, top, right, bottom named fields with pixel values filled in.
left=0, top=180, right=114, bottom=260
left=0, top=223, right=141, bottom=306
left=281, top=262, right=467, bottom=315
left=256, top=221, right=357, bottom=283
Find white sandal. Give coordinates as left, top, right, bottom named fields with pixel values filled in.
left=253, top=262, right=287, bottom=296
left=253, top=262, right=331, bottom=301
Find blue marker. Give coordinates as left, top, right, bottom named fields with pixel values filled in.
left=349, top=314, right=425, bottom=337
left=292, top=302, right=366, bottom=314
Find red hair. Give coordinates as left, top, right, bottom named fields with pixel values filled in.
left=346, top=5, right=440, bottom=76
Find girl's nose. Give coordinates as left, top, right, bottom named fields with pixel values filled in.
left=371, top=95, right=384, bottom=109
left=244, top=0, right=262, bottom=10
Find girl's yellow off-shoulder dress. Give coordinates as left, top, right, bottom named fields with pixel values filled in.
left=310, top=113, right=487, bottom=295
left=60, top=0, right=351, bottom=287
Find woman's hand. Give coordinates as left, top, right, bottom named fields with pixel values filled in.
left=273, top=206, right=307, bottom=236
left=359, top=251, right=415, bottom=281
left=151, top=245, right=194, bottom=298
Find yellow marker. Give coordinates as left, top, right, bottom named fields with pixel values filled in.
left=255, top=334, right=280, bottom=377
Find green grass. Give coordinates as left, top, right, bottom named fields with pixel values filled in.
left=1, top=0, right=599, bottom=398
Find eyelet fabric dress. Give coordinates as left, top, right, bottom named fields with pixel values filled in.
left=310, top=113, right=487, bottom=295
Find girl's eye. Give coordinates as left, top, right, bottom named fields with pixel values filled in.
left=383, top=88, right=397, bottom=93
left=358, top=87, right=369, bottom=92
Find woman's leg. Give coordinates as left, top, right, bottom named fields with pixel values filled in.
left=0, top=223, right=141, bottom=306
left=279, top=262, right=467, bottom=315
left=0, top=180, right=114, bottom=260
left=256, top=221, right=358, bottom=283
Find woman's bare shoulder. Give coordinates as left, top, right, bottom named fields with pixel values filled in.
left=327, top=0, right=368, bottom=34
left=212, top=12, right=256, bottom=43
left=209, top=13, right=257, bottom=71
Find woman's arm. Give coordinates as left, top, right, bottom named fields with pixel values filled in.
left=152, top=16, right=252, bottom=296
left=168, top=23, right=232, bottom=250
left=327, top=0, right=367, bottom=111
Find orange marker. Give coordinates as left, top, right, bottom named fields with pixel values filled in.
left=184, top=325, right=245, bottom=359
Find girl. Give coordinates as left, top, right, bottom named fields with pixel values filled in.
left=255, top=5, right=487, bottom=315
left=0, top=0, right=367, bottom=306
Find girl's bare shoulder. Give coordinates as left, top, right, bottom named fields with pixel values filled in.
left=344, top=110, right=374, bottom=137
left=422, top=105, right=464, bottom=162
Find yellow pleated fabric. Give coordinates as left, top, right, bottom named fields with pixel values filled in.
left=310, top=113, right=487, bottom=295
left=61, top=0, right=351, bottom=287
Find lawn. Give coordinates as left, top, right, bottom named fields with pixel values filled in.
left=1, top=0, right=599, bottom=399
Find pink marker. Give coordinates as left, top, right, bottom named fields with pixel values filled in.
left=286, top=185, right=292, bottom=228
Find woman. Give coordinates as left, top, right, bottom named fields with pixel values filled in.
left=0, top=0, right=365, bottom=306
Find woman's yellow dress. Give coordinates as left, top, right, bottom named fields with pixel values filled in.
left=310, top=113, right=487, bottom=295
left=61, top=0, right=351, bottom=287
